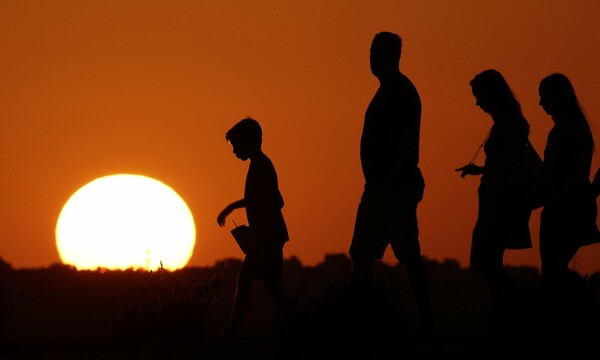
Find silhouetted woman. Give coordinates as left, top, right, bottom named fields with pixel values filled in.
left=456, top=69, right=534, bottom=304
left=538, top=73, right=600, bottom=287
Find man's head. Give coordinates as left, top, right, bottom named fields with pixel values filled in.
left=225, top=117, right=262, bottom=160
left=370, top=31, right=402, bottom=79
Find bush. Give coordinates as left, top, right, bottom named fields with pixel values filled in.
left=0, top=279, right=10, bottom=341
left=277, top=272, right=414, bottom=355
left=111, top=263, right=221, bottom=348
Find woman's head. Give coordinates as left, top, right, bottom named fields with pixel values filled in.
left=539, top=73, right=583, bottom=121
left=470, top=69, right=530, bottom=135
left=470, top=69, right=520, bottom=116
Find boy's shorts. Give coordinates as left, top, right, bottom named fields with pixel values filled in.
left=240, top=244, right=284, bottom=283
left=349, top=185, right=422, bottom=260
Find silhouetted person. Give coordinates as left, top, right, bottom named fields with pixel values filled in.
left=456, top=70, right=534, bottom=310
left=592, top=168, right=600, bottom=199
left=217, top=117, right=292, bottom=338
left=349, top=31, right=432, bottom=333
left=538, top=73, right=600, bottom=287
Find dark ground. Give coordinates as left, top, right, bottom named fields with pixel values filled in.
left=0, top=255, right=599, bottom=358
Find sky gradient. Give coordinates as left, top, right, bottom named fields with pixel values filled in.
left=1, top=1, right=599, bottom=274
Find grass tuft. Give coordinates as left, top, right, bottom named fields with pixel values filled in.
left=111, top=263, right=221, bottom=348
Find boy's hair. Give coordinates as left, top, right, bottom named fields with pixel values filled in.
left=226, top=117, right=263, bottom=145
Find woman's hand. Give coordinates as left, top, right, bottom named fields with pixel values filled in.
left=455, top=163, right=483, bottom=178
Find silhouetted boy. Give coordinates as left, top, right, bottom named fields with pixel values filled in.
left=217, top=117, right=292, bottom=338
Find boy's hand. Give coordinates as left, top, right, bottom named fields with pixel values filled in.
left=217, top=207, right=232, bottom=227
left=217, top=199, right=244, bottom=227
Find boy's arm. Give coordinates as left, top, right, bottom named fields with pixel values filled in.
left=217, top=199, right=246, bottom=227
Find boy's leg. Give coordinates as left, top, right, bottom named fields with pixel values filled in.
left=263, top=248, right=294, bottom=317
left=264, top=278, right=294, bottom=318
left=225, top=259, right=253, bottom=337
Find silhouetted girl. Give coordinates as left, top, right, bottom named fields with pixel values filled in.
left=456, top=69, right=534, bottom=304
left=538, top=73, right=600, bottom=285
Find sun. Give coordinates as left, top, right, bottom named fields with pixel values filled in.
left=55, top=174, right=196, bottom=271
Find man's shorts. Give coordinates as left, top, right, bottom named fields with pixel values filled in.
left=349, top=184, right=423, bottom=260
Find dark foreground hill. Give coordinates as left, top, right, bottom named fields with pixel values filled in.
left=0, top=255, right=598, bottom=358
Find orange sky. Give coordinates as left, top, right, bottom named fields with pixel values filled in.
left=1, top=1, right=599, bottom=274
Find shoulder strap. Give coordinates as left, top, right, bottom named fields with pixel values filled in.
left=469, top=129, right=491, bottom=165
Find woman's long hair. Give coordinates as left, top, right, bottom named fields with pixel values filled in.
left=470, top=69, right=531, bottom=136
left=539, top=73, right=594, bottom=151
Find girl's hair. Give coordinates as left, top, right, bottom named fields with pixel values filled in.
left=470, top=69, right=530, bottom=135
left=540, top=73, right=594, bottom=150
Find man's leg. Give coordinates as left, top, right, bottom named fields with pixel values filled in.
left=402, top=255, right=433, bottom=333
left=351, top=256, right=374, bottom=291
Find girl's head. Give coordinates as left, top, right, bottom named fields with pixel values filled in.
left=470, top=69, right=519, bottom=116
left=539, top=73, right=583, bottom=122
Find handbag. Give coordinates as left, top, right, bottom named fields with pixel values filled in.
left=468, top=130, right=544, bottom=210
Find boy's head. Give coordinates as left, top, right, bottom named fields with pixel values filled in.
left=225, top=117, right=262, bottom=160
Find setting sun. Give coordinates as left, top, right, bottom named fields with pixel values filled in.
left=55, top=174, right=196, bottom=271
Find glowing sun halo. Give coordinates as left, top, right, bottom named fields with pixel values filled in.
left=56, top=174, right=196, bottom=271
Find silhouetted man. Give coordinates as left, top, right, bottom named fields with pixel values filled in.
left=349, top=31, right=432, bottom=333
